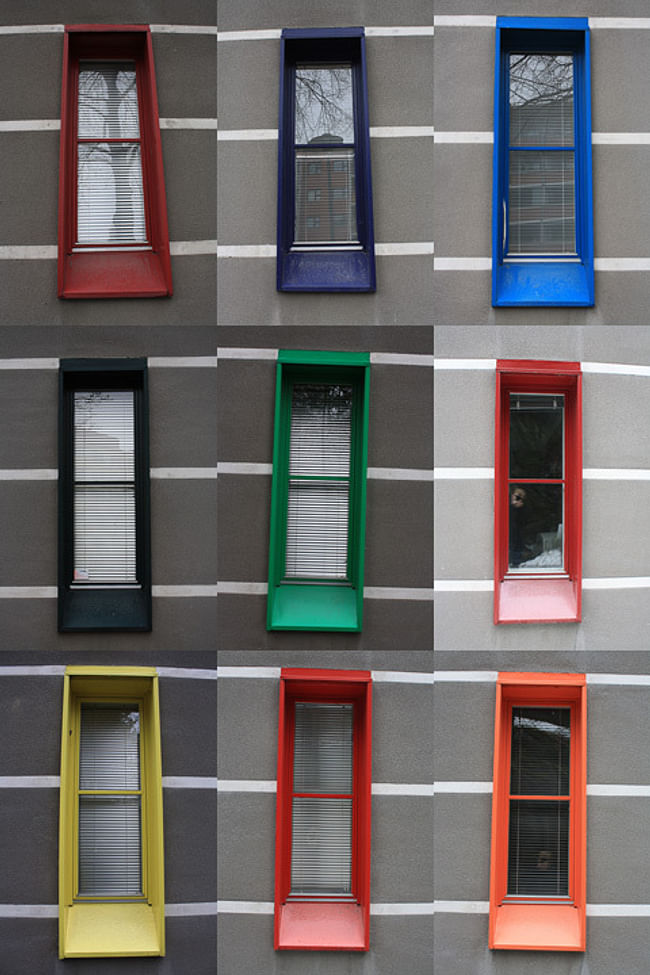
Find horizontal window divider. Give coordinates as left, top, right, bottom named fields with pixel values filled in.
left=216, top=667, right=432, bottom=683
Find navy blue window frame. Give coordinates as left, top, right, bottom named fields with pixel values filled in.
left=492, top=18, right=594, bottom=307
left=277, top=27, right=376, bottom=292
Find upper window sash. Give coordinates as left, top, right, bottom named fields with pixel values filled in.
left=492, top=18, right=593, bottom=306
left=277, top=28, right=376, bottom=292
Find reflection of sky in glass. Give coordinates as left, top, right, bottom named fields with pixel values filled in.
left=509, top=54, right=574, bottom=147
left=295, top=65, right=354, bottom=144
left=74, top=391, right=135, bottom=481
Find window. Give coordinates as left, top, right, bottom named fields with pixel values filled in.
left=494, top=360, right=582, bottom=624
left=59, top=359, right=151, bottom=631
left=267, top=350, right=370, bottom=632
left=274, top=668, right=372, bottom=951
left=492, top=18, right=593, bottom=306
left=489, top=673, right=586, bottom=951
left=58, top=25, right=172, bottom=298
left=59, top=666, right=165, bottom=958
left=277, top=28, right=375, bottom=292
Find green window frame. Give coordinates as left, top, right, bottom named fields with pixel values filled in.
left=59, top=666, right=165, bottom=958
left=267, top=350, right=370, bottom=631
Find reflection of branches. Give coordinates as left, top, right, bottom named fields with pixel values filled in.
left=292, top=384, right=353, bottom=416
left=295, top=66, right=353, bottom=143
left=510, top=54, right=573, bottom=107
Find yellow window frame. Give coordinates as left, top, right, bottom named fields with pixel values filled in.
left=59, top=666, right=165, bottom=958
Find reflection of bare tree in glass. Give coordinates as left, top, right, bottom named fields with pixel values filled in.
left=509, top=54, right=573, bottom=145
left=295, top=66, right=354, bottom=144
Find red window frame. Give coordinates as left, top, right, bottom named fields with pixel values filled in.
left=494, top=360, right=582, bottom=623
left=274, top=668, right=372, bottom=951
left=58, top=26, right=172, bottom=299
left=489, top=673, right=586, bottom=952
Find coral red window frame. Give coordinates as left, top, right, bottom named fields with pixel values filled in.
left=58, top=26, right=172, bottom=299
left=274, top=668, right=372, bottom=951
left=489, top=673, right=586, bottom=952
left=494, top=360, right=582, bottom=623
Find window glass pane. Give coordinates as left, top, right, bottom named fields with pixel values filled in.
left=507, top=799, right=569, bottom=896
left=509, top=54, right=574, bottom=147
left=508, top=150, right=575, bottom=254
left=509, top=393, right=564, bottom=479
left=293, top=703, right=353, bottom=793
left=79, top=703, right=140, bottom=790
left=295, top=149, right=357, bottom=243
left=77, top=143, right=147, bottom=244
left=74, top=486, right=136, bottom=582
left=74, top=391, right=135, bottom=481
left=291, top=797, right=352, bottom=894
left=509, top=482, right=563, bottom=570
left=510, top=707, right=570, bottom=795
left=295, top=64, right=354, bottom=144
left=78, top=796, right=142, bottom=896
left=289, top=384, right=352, bottom=477
left=78, top=61, right=140, bottom=139
left=286, top=481, right=349, bottom=578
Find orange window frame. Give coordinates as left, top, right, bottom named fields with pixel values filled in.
left=58, top=25, right=172, bottom=299
left=274, top=668, right=372, bottom=951
left=489, top=673, right=586, bottom=952
left=494, top=360, right=582, bottom=624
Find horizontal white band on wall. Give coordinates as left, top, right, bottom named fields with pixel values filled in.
left=152, top=586, right=218, bottom=597
left=370, top=353, right=434, bottom=366
left=365, top=27, right=434, bottom=37
left=217, top=582, right=268, bottom=596
left=151, top=468, right=218, bottom=479
left=371, top=903, right=434, bottom=915
left=433, top=16, right=650, bottom=30
left=217, top=667, right=432, bottom=683
left=0, top=25, right=64, bottom=34
left=435, top=468, right=650, bottom=481
left=217, top=27, right=433, bottom=42
left=0, top=665, right=216, bottom=680
left=217, top=781, right=433, bottom=796
left=588, top=785, right=650, bottom=796
left=370, top=126, right=434, bottom=138
left=165, top=902, right=218, bottom=916
left=436, top=359, right=650, bottom=378
left=156, top=668, right=217, bottom=680
left=218, top=128, right=278, bottom=140
left=434, top=257, right=491, bottom=270
left=218, top=780, right=277, bottom=792
left=434, top=672, right=650, bottom=686
left=218, top=126, right=433, bottom=140
left=365, top=587, right=434, bottom=601
left=0, top=242, right=216, bottom=259
left=434, top=902, right=650, bottom=917
left=0, top=903, right=217, bottom=919
left=0, top=776, right=60, bottom=788
left=148, top=356, right=218, bottom=368
left=217, top=347, right=278, bottom=360
left=435, top=131, right=650, bottom=145
left=0, top=587, right=56, bottom=598
left=587, top=673, right=650, bottom=685
left=434, top=782, right=650, bottom=797
left=375, top=242, right=434, bottom=256
left=0, top=469, right=56, bottom=480
left=218, top=244, right=276, bottom=258
left=159, top=118, right=217, bottom=129
left=434, top=16, right=494, bottom=27
left=368, top=468, right=433, bottom=481
left=434, top=782, right=492, bottom=794
left=150, top=25, right=218, bottom=34
left=170, top=240, right=217, bottom=256
left=217, top=462, right=273, bottom=475
left=434, top=580, right=493, bottom=592
left=217, top=667, right=281, bottom=679
left=216, top=901, right=434, bottom=915
left=434, top=358, right=496, bottom=370
left=372, top=783, right=433, bottom=796
left=0, top=119, right=216, bottom=132
left=434, top=468, right=493, bottom=480
left=434, top=131, right=493, bottom=143
left=0, top=358, right=58, bottom=369
left=436, top=578, right=650, bottom=591
left=218, top=243, right=434, bottom=258
left=434, top=900, right=489, bottom=914
left=162, top=777, right=217, bottom=789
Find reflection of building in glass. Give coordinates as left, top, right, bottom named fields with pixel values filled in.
left=294, top=136, right=357, bottom=244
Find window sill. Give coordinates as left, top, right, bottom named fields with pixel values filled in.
left=277, top=248, right=375, bottom=292
left=61, top=902, right=163, bottom=958
left=493, top=261, right=593, bottom=307
left=496, top=577, right=580, bottom=624
left=491, top=902, right=584, bottom=951
left=267, top=583, right=361, bottom=631
left=59, top=250, right=172, bottom=299
left=59, top=586, right=152, bottom=632
left=276, top=902, right=367, bottom=951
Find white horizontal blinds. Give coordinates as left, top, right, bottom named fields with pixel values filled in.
left=290, top=703, right=354, bottom=897
left=73, top=391, right=137, bottom=583
left=78, top=704, right=142, bottom=897
left=294, top=64, right=358, bottom=245
left=285, top=383, right=352, bottom=580
left=508, top=53, right=575, bottom=254
left=507, top=707, right=571, bottom=897
left=77, top=60, right=147, bottom=246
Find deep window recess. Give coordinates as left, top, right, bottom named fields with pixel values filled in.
left=494, top=361, right=582, bottom=624
left=489, top=673, right=586, bottom=952
left=58, top=26, right=172, bottom=298
left=59, top=667, right=165, bottom=958
left=267, top=351, right=370, bottom=632
left=277, top=28, right=375, bottom=291
left=492, top=18, right=593, bottom=306
left=274, top=669, right=372, bottom=951
left=59, top=360, right=151, bottom=632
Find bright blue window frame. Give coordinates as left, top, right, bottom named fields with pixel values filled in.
left=492, top=17, right=593, bottom=307
left=277, top=27, right=376, bottom=292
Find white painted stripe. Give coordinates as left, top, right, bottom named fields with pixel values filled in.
left=150, top=25, right=218, bottom=35
left=156, top=668, right=217, bottom=680
left=582, top=361, right=650, bottom=377
left=217, top=667, right=281, bottom=679
left=434, top=782, right=492, bottom=794
left=151, top=468, right=218, bottom=478
left=218, top=780, right=277, bottom=793
left=372, top=783, right=434, bottom=796
left=587, top=905, right=650, bottom=916
left=0, top=25, right=64, bottom=34
left=217, top=900, right=274, bottom=913
left=160, top=118, right=217, bottom=129
left=364, top=587, right=434, bottom=601
left=162, top=777, right=218, bottom=789
left=217, top=462, right=273, bottom=475
left=217, top=29, right=281, bottom=41
left=587, top=673, right=650, bottom=686
left=583, top=577, right=650, bottom=589
left=434, top=257, right=492, bottom=270
left=0, top=358, right=58, bottom=369
left=434, top=358, right=496, bottom=370
left=217, top=347, right=278, bottom=360
left=217, top=128, right=278, bottom=140
left=434, top=16, right=496, bottom=27
left=371, top=903, right=434, bottom=915
left=376, top=242, right=434, bottom=256
left=590, top=18, right=650, bottom=29
left=584, top=468, right=650, bottom=480
left=596, top=258, right=650, bottom=271
left=0, top=587, right=56, bottom=598
left=368, top=467, right=433, bottom=481
left=0, top=776, right=60, bottom=788
left=165, top=902, right=219, bottom=916
left=0, top=905, right=59, bottom=918
left=170, top=240, right=217, bottom=256
left=371, top=671, right=434, bottom=684
left=434, top=901, right=489, bottom=913
left=434, top=671, right=498, bottom=683
left=148, top=356, right=218, bottom=367
left=369, top=353, right=434, bottom=366
left=434, top=580, right=493, bottom=592
left=365, top=27, right=435, bottom=37
left=370, top=126, right=434, bottom=138
left=0, top=120, right=60, bottom=131
left=434, top=131, right=493, bottom=143
left=0, top=469, right=57, bottom=480
left=152, top=585, right=218, bottom=597
left=217, top=244, right=276, bottom=258
left=434, top=468, right=493, bottom=480
left=593, top=132, right=650, bottom=144
left=0, top=666, right=66, bottom=676
left=0, top=245, right=57, bottom=260
left=217, top=581, right=268, bottom=595
left=588, top=785, right=650, bottom=797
